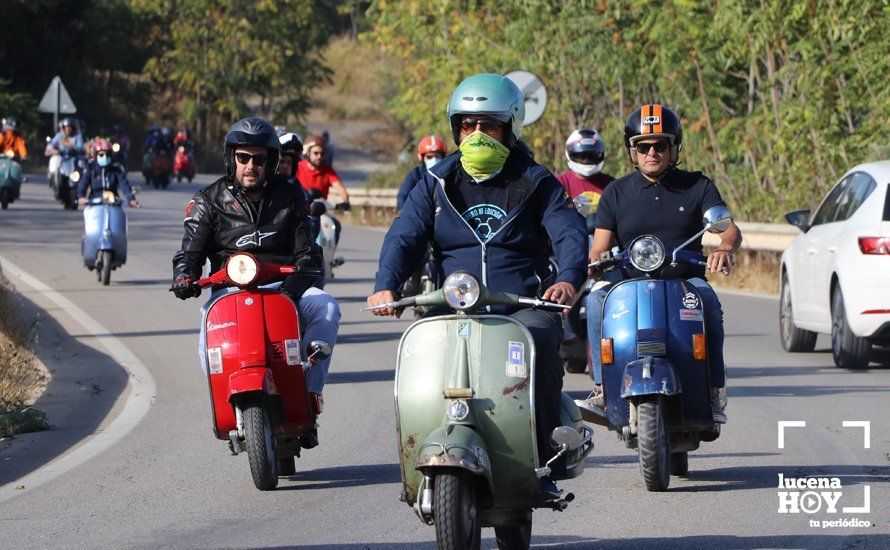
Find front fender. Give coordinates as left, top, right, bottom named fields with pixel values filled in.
left=227, top=367, right=278, bottom=401
left=619, top=357, right=681, bottom=399
left=415, top=425, right=493, bottom=490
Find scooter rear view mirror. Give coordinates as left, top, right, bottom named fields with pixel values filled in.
left=310, top=202, right=327, bottom=217
left=550, top=426, right=582, bottom=452
left=308, top=341, right=332, bottom=362
left=702, top=206, right=732, bottom=234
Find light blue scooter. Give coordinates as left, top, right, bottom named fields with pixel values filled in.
left=81, top=190, right=129, bottom=285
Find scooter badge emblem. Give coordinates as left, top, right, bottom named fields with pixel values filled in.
left=682, top=292, right=699, bottom=309
left=505, top=341, right=527, bottom=378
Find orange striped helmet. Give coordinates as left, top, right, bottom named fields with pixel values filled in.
left=624, top=104, right=682, bottom=167
left=416, top=135, right=447, bottom=162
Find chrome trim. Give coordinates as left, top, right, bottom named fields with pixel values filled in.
left=637, top=341, right=666, bottom=356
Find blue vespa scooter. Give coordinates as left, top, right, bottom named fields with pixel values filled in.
left=584, top=206, right=732, bottom=491
left=75, top=180, right=130, bottom=286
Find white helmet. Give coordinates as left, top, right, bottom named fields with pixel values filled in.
left=565, top=129, right=606, bottom=178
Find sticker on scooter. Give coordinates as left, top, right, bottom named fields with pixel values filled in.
left=506, top=341, right=527, bottom=378
left=207, top=321, right=236, bottom=332
left=682, top=292, right=700, bottom=309
left=458, top=322, right=470, bottom=337
left=679, top=309, right=703, bottom=322
left=208, top=347, right=223, bottom=374
left=284, top=338, right=301, bottom=366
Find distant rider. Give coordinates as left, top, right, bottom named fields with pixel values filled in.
left=110, top=124, right=131, bottom=165
left=297, top=134, right=350, bottom=244
left=556, top=129, right=614, bottom=232
left=396, top=134, right=446, bottom=210
left=48, top=117, right=85, bottom=158
left=0, top=117, right=28, bottom=160
left=76, top=138, right=138, bottom=207
left=171, top=118, right=340, bottom=448
left=577, top=104, right=742, bottom=424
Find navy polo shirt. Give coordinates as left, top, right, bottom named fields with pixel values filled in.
left=595, top=168, right=726, bottom=279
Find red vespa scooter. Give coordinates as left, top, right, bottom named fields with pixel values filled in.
left=190, top=252, right=328, bottom=490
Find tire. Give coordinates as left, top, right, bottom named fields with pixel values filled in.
left=831, top=287, right=871, bottom=369
left=495, top=510, right=532, bottom=550
left=637, top=397, right=671, bottom=491
left=780, top=273, right=816, bottom=352
left=434, top=470, right=481, bottom=550
left=1, top=188, right=10, bottom=210
left=243, top=401, right=278, bottom=490
left=100, top=250, right=112, bottom=286
left=564, top=359, right=586, bottom=374
left=670, top=451, right=688, bottom=476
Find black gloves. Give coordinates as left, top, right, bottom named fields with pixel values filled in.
left=171, top=274, right=201, bottom=300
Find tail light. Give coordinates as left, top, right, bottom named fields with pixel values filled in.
left=858, top=237, right=889, bottom=255
left=601, top=338, right=614, bottom=366
left=692, top=334, right=707, bottom=360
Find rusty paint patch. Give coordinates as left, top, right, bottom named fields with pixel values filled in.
left=405, top=434, right=416, bottom=448
left=502, top=378, right=529, bottom=395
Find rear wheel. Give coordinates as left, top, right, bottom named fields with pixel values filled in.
left=670, top=451, right=689, bottom=476
left=637, top=397, right=671, bottom=491
left=831, top=287, right=871, bottom=369
left=780, top=273, right=816, bottom=352
left=100, top=250, right=112, bottom=286
left=243, top=401, right=278, bottom=490
left=434, top=470, right=481, bottom=550
left=495, top=510, right=532, bottom=550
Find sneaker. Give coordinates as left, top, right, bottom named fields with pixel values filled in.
left=711, top=387, right=728, bottom=424
left=310, top=392, right=324, bottom=415
left=539, top=476, right=560, bottom=499
left=575, top=386, right=606, bottom=425
left=299, top=428, right=319, bottom=449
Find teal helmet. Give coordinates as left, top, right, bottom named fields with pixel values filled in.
left=446, top=73, right=525, bottom=147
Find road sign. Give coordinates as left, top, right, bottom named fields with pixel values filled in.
left=505, top=70, right=547, bottom=126
left=37, top=76, right=77, bottom=131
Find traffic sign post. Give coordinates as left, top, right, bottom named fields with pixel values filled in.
left=37, top=76, right=77, bottom=132
left=505, top=70, right=547, bottom=126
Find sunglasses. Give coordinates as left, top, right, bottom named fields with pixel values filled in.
left=460, top=117, right=504, bottom=136
left=635, top=141, right=669, bottom=154
left=234, top=152, right=268, bottom=166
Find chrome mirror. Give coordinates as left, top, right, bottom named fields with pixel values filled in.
left=550, top=426, right=581, bottom=451
left=703, top=206, right=732, bottom=234
left=308, top=341, right=332, bottom=362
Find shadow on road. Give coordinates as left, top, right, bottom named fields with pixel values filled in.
left=278, top=462, right=401, bottom=491
left=326, top=369, right=393, bottom=384
left=336, top=331, right=402, bottom=345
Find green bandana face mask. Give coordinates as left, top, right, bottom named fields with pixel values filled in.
left=459, top=131, right=510, bottom=180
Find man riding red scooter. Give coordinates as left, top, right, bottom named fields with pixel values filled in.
left=171, top=117, right=341, bottom=490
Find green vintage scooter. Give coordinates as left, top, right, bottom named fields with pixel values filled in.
left=365, top=271, right=594, bottom=549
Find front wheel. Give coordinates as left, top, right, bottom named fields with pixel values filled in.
left=831, top=287, right=871, bottom=369
left=1, top=188, right=10, bottom=210
left=637, top=397, right=671, bottom=491
left=243, top=401, right=278, bottom=490
left=780, top=273, right=816, bottom=352
left=434, top=470, right=481, bottom=550
left=495, top=510, right=532, bottom=550
left=100, top=250, right=112, bottom=286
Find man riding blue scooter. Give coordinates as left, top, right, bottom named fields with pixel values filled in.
left=577, top=104, right=742, bottom=424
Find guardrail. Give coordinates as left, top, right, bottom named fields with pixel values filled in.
left=345, top=188, right=800, bottom=252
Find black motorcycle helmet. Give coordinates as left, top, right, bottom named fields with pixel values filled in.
left=624, top=104, right=683, bottom=168
left=224, top=117, right=281, bottom=184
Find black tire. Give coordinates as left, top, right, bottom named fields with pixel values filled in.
left=564, top=359, right=587, bottom=374
left=670, top=451, right=689, bottom=476
left=1, top=188, right=10, bottom=210
left=67, top=187, right=77, bottom=210
left=831, top=287, right=871, bottom=369
left=100, top=250, right=112, bottom=286
left=495, top=510, right=532, bottom=550
left=243, top=401, right=278, bottom=490
left=434, top=470, right=481, bottom=550
left=780, top=273, right=817, bottom=352
left=277, top=456, right=296, bottom=477
left=637, top=397, right=671, bottom=491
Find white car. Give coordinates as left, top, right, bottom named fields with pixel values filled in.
left=780, top=160, right=890, bottom=368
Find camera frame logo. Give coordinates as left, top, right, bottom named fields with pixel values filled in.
left=776, top=420, right=872, bottom=529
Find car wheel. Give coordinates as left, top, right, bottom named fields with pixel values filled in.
left=780, top=273, right=816, bottom=352
left=831, top=286, right=871, bottom=369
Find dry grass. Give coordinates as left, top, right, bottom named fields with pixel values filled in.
left=706, top=247, right=780, bottom=295
left=0, top=277, right=48, bottom=437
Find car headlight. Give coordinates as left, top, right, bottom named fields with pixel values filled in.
left=447, top=399, right=470, bottom=421
left=69, top=170, right=81, bottom=183
left=628, top=236, right=666, bottom=272
left=226, top=253, right=259, bottom=286
left=443, top=271, right=481, bottom=311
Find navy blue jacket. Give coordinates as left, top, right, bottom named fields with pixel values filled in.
left=397, top=165, right=436, bottom=210
left=374, top=149, right=587, bottom=301
left=77, top=162, right=136, bottom=202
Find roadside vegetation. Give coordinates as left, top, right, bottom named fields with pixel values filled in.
left=0, top=279, right=47, bottom=438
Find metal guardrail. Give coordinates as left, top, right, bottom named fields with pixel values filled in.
left=347, top=188, right=799, bottom=253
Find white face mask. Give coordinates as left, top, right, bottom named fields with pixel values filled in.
left=567, top=159, right=604, bottom=178
left=423, top=156, right=441, bottom=170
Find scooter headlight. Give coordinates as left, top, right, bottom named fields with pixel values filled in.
left=443, top=272, right=481, bottom=311
left=69, top=170, right=81, bottom=183
left=226, top=253, right=259, bottom=286
left=447, top=399, right=470, bottom=422
left=112, top=143, right=121, bottom=153
left=628, top=236, right=666, bottom=272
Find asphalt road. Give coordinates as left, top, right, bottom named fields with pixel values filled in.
left=0, top=175, right=888, bottom=549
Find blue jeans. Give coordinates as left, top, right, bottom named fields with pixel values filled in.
left=586, top=277, right=725, bottom=388
left=198, top=284, right=340, bottom=393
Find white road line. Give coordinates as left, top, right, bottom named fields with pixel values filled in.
left=0, top=255, right=157, bottom=503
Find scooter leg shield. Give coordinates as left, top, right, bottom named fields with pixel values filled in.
left=415, top=425, right=493, bottom=493
left=619, top=357, right=680, bottom=399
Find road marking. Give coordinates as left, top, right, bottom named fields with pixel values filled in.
left=841, top=420, right=871, bottom=449
left=0, top=255, right=157, bottom=503
left=777, top=420, right=806, bottom=449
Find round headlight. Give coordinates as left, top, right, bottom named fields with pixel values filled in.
left=447, top=399, right=470, bottom=421
left=629, top=236, right=666, bottom=272
left=69, top=170, right=81, bottom=183
left=226, top=253, right=259, bottom=285
left=443, top=272, right=481, bottom=311
left=112, top=143, right=121, bottom=152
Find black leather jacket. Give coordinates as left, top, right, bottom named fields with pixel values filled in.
left=172, top=175, right=321, bottom=294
